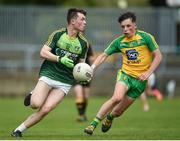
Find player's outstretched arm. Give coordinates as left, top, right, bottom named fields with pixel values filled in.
left=91, top=52, right=108, bottom=70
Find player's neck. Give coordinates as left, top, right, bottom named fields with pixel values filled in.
left=67, top=26, right=78, bottom=38
left=126, top=31, right=136, bottom=39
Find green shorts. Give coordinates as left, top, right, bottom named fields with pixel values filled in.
left=116, top=70, right=147, bottom=99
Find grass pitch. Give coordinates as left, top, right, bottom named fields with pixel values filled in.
left=0, top=96, right=180, bottom=140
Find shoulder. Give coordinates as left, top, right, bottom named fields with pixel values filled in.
left=46, top=28, right=66, bottom=45
left=78, top=33, right=89, bottom=47
left=110, top=35, right=125, bottom=45
left=137, top=30, right=158, bottom=50
left=78, top=33, right=88, bottom=43
left=50, top=28, right=66, bottom=36
left=137, top=30, right=155, bottom=40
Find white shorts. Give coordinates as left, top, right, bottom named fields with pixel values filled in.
left=148, top=73, right=156, bottom=87
left=39, top=76, right=72, bottom=95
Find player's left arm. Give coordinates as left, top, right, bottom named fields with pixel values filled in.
left=138, top=48, right=162, bottom=81
left=87, top=45, right=95, bottom=65
left=78, top=40, right=90, bottom=63
left=138, top=33, right=163, bottom=81
left=148, top=48, right=162, bottom=74
left=78, top=58, right=85, bottom=63
left=78, top=45, right=94, bottom=64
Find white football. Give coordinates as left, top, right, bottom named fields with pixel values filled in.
left=73, top=63, right=93, bottom=81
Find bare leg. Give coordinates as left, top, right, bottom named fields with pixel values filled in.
left=96, top=81, right=128, bottom=119
left=24, top=88, right=65, bottom=128
left=100, top=95, right=135, bottom=133
left=140, top=92, right=150, bottom=112
left=111, top=95, right=135, bottom=117
left=14, top=88, right=65, bottom=133
left=74, top=84, right=87, bottom=121
left=84, top=81, right=128, bottom=135
left=30, top=80, right=51, bottom=109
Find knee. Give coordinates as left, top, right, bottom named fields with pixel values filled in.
left=30, top=101, right=43, bottom=109
left=113, top=108, right=124, bottom=117
left=39, top=106, right=52, bottom=116
left=110, top=97, right=122, bottom=104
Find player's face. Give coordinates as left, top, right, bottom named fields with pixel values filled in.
left=120, top=18, right=136, bottom=38
left=73, top=12, right=86, bottom=32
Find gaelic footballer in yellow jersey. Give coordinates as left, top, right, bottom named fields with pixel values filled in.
left=105, top=30, right=158, bottom=78
left=84, top=12, right=162, bottom=135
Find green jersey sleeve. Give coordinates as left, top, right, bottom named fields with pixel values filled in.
left=105, top=38, right=120, bottom=55
left=45, top=30, right=60, bottom=49
left=143, top=33, right=159, bottom=52
left=78, top=34, right=89, bottom=59
left=80, top=42, right=89, bottom=59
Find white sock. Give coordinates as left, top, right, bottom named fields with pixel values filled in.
left=14, top=123, right=27, bottom=132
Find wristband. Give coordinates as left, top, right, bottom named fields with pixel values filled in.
left=56, top=56, right=60, bottom=62
left=91, top=64, right=96, bottom=70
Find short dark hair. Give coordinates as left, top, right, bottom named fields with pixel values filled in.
left=67, top=8, right=87, bottom=24
left=118, top=12, right=136, bottom=23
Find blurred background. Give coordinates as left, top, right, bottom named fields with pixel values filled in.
left=0, top=0, right=179, bottom=98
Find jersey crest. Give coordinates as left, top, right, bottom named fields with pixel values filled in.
left=126, top=49, right=139, bottom=60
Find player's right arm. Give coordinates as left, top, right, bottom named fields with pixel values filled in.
left=91, top=37, right=120, bottom=70
left=91, top=52, right=108, bottom=70
left=41, top=29, right=74, bottom=68
left=40, top=30, right=61, bottom=62
left=40, top=44, right=74, bottom=68
left=40, top=44, right=58, bottom=62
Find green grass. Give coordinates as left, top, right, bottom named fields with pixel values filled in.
left=0, top=96, right=180, bottom=140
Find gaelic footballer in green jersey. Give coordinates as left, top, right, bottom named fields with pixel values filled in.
left=40, top=28, right=89, bottom=85
left=11, top=8, right=88, bottom=138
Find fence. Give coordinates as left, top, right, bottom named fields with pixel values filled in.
left=0, top=7, right=179, bottom=45
left=0, top=7, right=180, bottom=74
left=0, top=7, right=180, bottom=96
left=0, top=43, right=179, bottom=75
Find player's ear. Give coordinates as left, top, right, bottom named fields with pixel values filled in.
left=71, top=18, right=76, bottom=25
left=134, top=23, right=137, bottom=29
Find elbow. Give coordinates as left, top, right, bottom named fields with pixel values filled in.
left=40, top=48, right=46, bottom=59
left=159, top=52, right=163, bottom=63
left=101, top=52, right=108, bottom=59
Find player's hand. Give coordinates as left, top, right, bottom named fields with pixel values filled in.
left=138, top=71, right=151, bottom=81
left=59, top=54, right=74, bottom=68
left=91, top=64, right=96, bottom=71
left=79, top=78, right=91, bottom=85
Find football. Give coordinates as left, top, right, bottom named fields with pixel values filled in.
left=73, top=63, right=93, bottom=81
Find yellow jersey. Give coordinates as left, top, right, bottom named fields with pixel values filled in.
left=105, top=30, right=159, bottom=78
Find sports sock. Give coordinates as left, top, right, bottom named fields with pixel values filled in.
left=107, top=113, right=115, bottom=120
left=14, top=123, right=27, bottom=133
left=76, top=99, right=87, bottom=116
left=76, top=102, right=83, bottom=115
left=82, top=99, right=87, bottom=115
left=76, top=102, right=86, bottom=115
left=90, top=117, right=101, bottom=128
